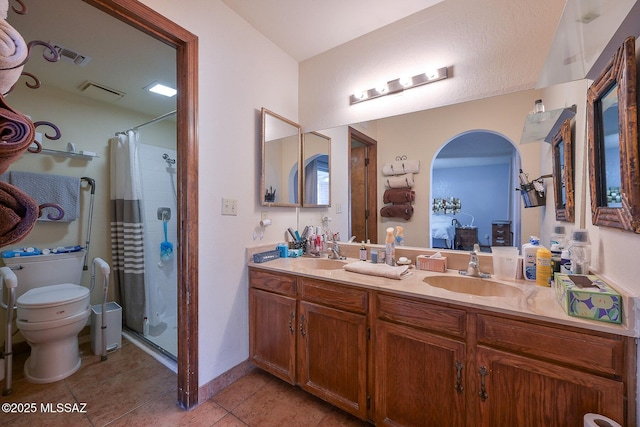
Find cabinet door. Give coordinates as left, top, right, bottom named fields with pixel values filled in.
left=475, top=346, right=625, bottom=427
left=249, top=288, right=297, bottom=384
left=375, top=321, right=466, bottom=427
left=298, top=301, right=368, bottom=420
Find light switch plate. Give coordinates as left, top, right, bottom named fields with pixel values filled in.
left=222, top=197, right=237, bottom=215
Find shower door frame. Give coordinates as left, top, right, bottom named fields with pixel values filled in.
left=84, top=0, right=199, bottom=410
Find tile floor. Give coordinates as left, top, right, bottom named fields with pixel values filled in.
left=1, top=337, right=369, bottom=426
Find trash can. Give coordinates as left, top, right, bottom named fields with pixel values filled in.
left=91, top=302, right=122, bottom=355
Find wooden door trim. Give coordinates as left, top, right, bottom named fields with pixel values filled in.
left=349, top=127, right=377, bottom=243
left=83, top=0, right=199, bottom=410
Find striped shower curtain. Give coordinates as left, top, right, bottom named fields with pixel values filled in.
left=110, top=131, right=146, bottom=333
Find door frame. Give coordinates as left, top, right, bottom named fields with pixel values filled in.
left=84, top=0, right=199, bottom=410
left=348, top=127, right=377, bottom=244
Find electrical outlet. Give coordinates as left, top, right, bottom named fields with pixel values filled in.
left=222, top=198, right=237, bottom=215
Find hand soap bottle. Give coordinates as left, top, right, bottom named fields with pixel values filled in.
left=359, top=241, right=367, bottom=261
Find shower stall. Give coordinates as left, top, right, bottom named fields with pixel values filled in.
left=137, top=144, right=178, bottom=358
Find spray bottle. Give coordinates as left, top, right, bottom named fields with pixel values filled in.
left=385, top=227, right=395, bottom=266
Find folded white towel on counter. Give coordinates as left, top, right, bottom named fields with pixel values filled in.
left=382, top=159, right=420, bottom=176
left=0, top=1, right=8, bottom=20
left=385, top=173, right=414, bottom=189
left=343, top=261, right=412, bottom=280
left=0, top=18, right=27, bottom=95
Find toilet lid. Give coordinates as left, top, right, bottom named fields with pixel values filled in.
left=17, top=283, right=89, bottom=308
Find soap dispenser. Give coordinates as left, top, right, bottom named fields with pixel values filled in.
left=359, top=241, right=367, bottom=261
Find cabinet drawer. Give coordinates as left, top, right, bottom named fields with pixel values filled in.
left=477, top=314, right=625, bottom=376
left=376, top=294, right=466, bottom=338
left=300, top=278, right=368, bottom=314
left=249, top=268, right=297, bottom=296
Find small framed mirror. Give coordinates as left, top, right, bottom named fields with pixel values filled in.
left=587, top=36, right=640, bottom=233
left=551, top=119, right=574, bottom=222
left=302, top=131, right=331, bottom=207
left=261, top=108, right=302, bottom=206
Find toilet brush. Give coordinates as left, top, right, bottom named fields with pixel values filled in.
left=160, top=219, right=173, bottom=262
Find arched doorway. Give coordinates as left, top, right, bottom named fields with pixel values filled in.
left=430, top=130, right=521, bottom=251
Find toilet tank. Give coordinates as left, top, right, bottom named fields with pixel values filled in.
left=2, top=250, right=86, bottom=299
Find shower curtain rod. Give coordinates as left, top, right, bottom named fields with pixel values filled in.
left=117, top=109, right=177, bottom=135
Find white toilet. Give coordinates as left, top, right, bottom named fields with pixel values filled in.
left=3, top=250, right=90, bottom=384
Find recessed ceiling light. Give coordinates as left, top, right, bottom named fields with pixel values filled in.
left=146, top=82, right=177, bottom=97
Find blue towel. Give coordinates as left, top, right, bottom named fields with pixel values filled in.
left=8, top=171, right=80, bottom=222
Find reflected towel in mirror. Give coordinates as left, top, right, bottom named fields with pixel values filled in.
left=383, top=189, right=415, bottom=204
left=385, top=173, right=414, bottom=189
left=382, top=159, right=420, bottom=176
left=380, top=204, right=414, bottom=220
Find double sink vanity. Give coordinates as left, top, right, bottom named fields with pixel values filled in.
left=248, top=244, right=636, bottom=426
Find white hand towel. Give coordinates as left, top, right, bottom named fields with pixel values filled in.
left=383, top=159, right=420, bottom=176
left=0, top=18, right=27, bottom=94
left=0, top=1, right=8, bottom=20
left=385, top=173, right=414, bottom=189
left=343, top=262, right=412, bottom=280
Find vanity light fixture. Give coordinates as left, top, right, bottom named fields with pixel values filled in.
left=145, top=81, right=177, bottom=97
left=350, top=66, right=449, bottom=105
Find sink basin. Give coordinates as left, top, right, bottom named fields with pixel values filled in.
left=423, top=275, right=522, bottom=298
left=295, top=258, right=348, bottom=270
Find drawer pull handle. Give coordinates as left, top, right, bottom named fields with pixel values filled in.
left=299, top=314, right=306, bottom=337
left=288, top=311, right=295, bottom=334
left=478, top=366, right=488, bottom=401
left=455, top=360, right=464, bottom=394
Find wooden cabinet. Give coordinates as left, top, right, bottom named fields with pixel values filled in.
left=455, top=226, right=478, bottom=250
left=298, top=278, right=369, bottom=419
left=249, top=269, right=297, bottom=384
left=250, top=267, right=635, bottom=426
left=249, top=268, right=370, bottom=420
left=474, top=314, right=628, bottom=426
left=491, top=220, right=512, bottom=246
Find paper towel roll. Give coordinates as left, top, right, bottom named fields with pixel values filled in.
left=584, top=413, right=622, bottom=427
left=260, top=218, right=271, bottom=227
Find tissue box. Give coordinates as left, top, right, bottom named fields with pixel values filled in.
left=554, top=274, right=622, bottom=324
left=416, top=255, right=447, bottom=272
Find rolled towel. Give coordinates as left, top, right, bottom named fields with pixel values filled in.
left=383, top=189, right=415, bottom=204
left=382, top=159, right=420, bottom=176
left=0, top=181, right=39, bottom=248
left=343, top=261, right=412, bottom=280
left=0, top=93, right=35, bottom=174
left=0, top=1, right=8, bottom=20
left=0, top=18, right=27, bottom=94
left=380, top=204, right=414, bottom=220
left=385, top=173, right=414, bottom=189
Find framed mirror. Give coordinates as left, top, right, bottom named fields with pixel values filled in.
left=302, top=131, right=331, bottom=207
left=261, top=107, right=302, bottom=206
left=551, top=119, right=574, bottom=222
left=587, top=36, right=640, bottom=233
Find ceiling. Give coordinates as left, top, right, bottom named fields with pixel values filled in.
left=7, top=0, right=637, bottom=121
left=220, top=0, right=445, bottom=62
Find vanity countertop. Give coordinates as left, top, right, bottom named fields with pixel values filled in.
left=249, top=256, right=638, bottom=338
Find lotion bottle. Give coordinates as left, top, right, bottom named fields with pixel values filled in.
left=359, top=241, right=367, bottom=261
left=522, top=236, right=540, bottom=281
left=385, top=227, right=395, bottom=266
left=536, top=246, right=552, bottom=286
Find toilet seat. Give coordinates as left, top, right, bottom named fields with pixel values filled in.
left=17, top=283, right=90, bottom=323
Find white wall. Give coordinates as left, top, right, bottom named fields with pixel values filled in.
left=299, top=0, right=565, bottom=132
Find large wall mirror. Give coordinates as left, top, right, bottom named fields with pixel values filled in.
left=302, top=131, right=331, bottom=207
left=261, top=107, right=302, bottom=206
left=552, top=119, right=575, bottom=222
left=587, top=36, right=640, bottom=233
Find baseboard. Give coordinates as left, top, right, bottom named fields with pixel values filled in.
left=198, top=359, right=256, bottom=403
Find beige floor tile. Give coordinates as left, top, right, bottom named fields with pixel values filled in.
left=104, top=389, right=228, bottom=427
left=231, top=377, right=332, bottom=427
left=211, top=413, right=249, bottom=426
left=212, top=368, right=271, bottom=411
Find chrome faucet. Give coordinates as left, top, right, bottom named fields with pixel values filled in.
left=460, top=244, right=491, bottom=278
left=328, top=242, right=346, bottom=260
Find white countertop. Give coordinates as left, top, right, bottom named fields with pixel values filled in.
left=249, top=256, right=637, bottom=337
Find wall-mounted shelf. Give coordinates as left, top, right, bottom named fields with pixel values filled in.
left=40, top=148, right=98, bottom=161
